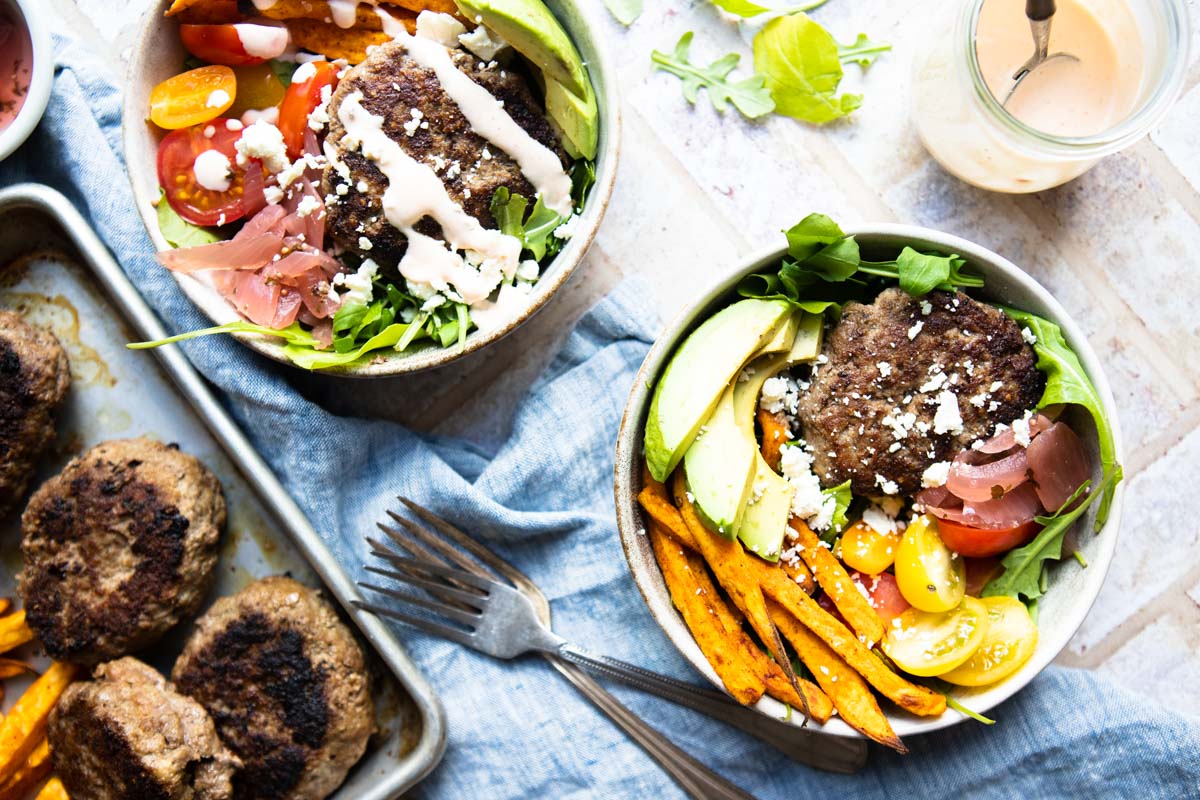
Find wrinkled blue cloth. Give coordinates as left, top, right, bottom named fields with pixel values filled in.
left=3, top=37, right=1199, bottom=800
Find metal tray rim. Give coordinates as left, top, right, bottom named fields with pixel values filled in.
left=0, top=182, right=447, bottom=798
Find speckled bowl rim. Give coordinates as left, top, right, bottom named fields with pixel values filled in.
left=122, top=0, right=620, bottom=377
left=613, top=224, right=1126, bottom=740
left=0, top=0, right=54, bottom=164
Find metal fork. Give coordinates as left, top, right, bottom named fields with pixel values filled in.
left=354, top=500, right=867, bottom=789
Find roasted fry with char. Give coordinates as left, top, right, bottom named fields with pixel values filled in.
left=0, top=736, right=51, bottom=800
left=0, top=662, right=80, bottom=787
left=787, top=519, right=884, bottom=645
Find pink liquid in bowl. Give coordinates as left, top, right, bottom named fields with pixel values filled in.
left=0, top=3, right=32, bottom=132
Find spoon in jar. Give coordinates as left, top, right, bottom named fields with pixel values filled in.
left=1003, top=0, right=1079, bottom=106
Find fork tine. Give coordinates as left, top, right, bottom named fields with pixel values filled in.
left=364, top=563, right=489, bottom=608
left=371, top=551, right=496, bottom=593
left=398, top=497, right=528, bottom=587
left=383, top=509, right=496, bottom=579
left=357, top=580, right=480, bottom=627
left=351, top=599, right=476, bottom=647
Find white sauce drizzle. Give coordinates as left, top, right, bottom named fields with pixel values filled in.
left=249, top=0, right=280, bottom=9
left=336, top=90, right=522, bottom=304
left=470, top=282, right=533, bottom=333
left=381, top=9, right=573, bottom=216
left=234, top=23, right=289, bottom=59
left=328, top=0, right=368, bottom=29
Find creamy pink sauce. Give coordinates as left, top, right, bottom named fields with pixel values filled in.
left=0, top=4, right=32, bottom=132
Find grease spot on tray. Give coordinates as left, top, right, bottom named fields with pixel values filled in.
left=0, top=290, right=115, bottom=387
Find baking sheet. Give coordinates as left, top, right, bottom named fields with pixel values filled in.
left=0, top=184, right=446, bottom=799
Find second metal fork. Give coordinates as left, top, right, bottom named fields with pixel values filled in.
left=354, top=499, right=867, bottom=783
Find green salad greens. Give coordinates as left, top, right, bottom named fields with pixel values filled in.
left=651, top=33, right=776, bottom=120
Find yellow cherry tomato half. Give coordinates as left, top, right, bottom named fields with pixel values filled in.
left=839, top=519, right=901, bottom=575
left=149, top=65, right=237, bottom=130
left=882, top=596, right=989, bottom=677
left=227, top=63, right=286, bottom=118
left=940, top=596, right=1038, bottom=687
left=895, top=514, right=965, bottom=612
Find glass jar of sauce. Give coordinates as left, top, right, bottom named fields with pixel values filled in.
left=912, top=0, right=1189, bottom=193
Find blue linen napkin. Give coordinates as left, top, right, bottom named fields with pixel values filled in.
left=3, top=36, right=1199, bottom=800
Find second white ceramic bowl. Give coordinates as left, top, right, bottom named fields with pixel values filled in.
left=122, top=0, right=620, bottom=376
left=0, top=0, right=53, bottom=163
left=614, top=224, right=1125, bottom=740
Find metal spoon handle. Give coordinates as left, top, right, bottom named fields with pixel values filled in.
left=1026, top=0, right=1057, bottom=21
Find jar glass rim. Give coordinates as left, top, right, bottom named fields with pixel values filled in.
left=961, top=0, right=1190, bottom=156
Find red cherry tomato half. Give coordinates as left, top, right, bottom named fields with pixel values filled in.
left=935, top=518, right=1041, bottom=558
left=157, top=121, right=247, bottom=227
left=180, top=23, right=290, bottom=67
left=850, top=572, right=911, bottom=628
left=278, top=60, right=337, bottom=158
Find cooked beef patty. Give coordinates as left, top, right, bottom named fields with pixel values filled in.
left=321, top=40, right=566, bottom=269
left=19, top=437, right=225, bottom=665
left=795, top=288, right=1044, bottom=495
left=172, top=577, right=374, bottom=800
left=0, top=311, right=70, bottom=517
left=50, top=657, right=241, bottom=800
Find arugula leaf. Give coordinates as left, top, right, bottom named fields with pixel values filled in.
left=156, top=192, right=221, bottom=249
left=710, top=0, right=828, bottom=19
left=1001, top=307, right=1121, bottom=525
left=652, top=32, right=776, bottom=120
left=522, top=194, right=564, bottom=261
left=570, top=160, right=596, bottom=209
left=837, top=33, right=891, bottom=68
left=752, top=14, right=861, bottom=124
left=268, top=59, right=296, bottom=88
left=784, top=213, right=846, bottom=260
left=982, top=469, right=1120, bottom=603
left=283, top=320, right=429, bottom=370
left=603, top=0, right=642, bottom=25
left=945, top=696, right=996, bottom=725
left=820, top=480, right=853, bottom=542
left=895, top=248, right=961, bottom=296
left=128, top=321, right=316, bottom=350
left=490, top=187, right=528, bottom=239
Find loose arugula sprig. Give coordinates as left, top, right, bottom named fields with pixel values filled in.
left=836, top=33, right=891, bottom=68
left=652, top=32, right=776, bottom=120
left=753, top=14, right=863, bottom=124
left=709, top=0, right=828, bottom=19
left=603, top=0, right=643, bottom=25
left=738, top=213, right=984, bottom=313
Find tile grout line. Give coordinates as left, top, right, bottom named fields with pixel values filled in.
left=1135, top=137, right=1200, bottom=231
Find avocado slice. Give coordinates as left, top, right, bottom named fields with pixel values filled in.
left=735, top=314, right=825, bottom=559
left=544, top=78, right=598, bottom=160
left=453, top=0, right=589, bottom=98
left=644, top=299, right=793, bottom=483
left=682, top=384, right=755, bottom=536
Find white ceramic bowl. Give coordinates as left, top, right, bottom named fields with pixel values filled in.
left=614, top=224, right=1125, bottom=740
left=123, top=0, right=619, bottom=376
left=0, top=0, right=53, bottom=163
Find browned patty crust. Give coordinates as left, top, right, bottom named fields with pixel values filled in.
left=50, top=657, right=241, bottom=800
left=795, top=288, right=1044, bottom=495
left=19, top=437, right=225, bottom=665
left=172, top=577, right=374, bottom=800
left=0, top=310, right=70, bottom=517
left=322, top=41, right=566, bottom=269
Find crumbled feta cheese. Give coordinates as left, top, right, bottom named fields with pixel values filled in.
left=922, top=461, right=951, bottom=488
left=1022, top=326, right=1037, bottom=345
left=516, top=259, right=540, bottom=282
left=932, top=390, right=964, bottom=435
left=292, top=61, right=318, bottom=84
left=358, top=236, right=374, bottom=251
left=989, top=380, right=1004, bottom=392
left=553, top=213, right=580, bottom=240
left=1011, top=410, right=1035, bottom=447
left=335, top=259, right=379, bottom=307
left=907, top=320, right=924, bottom=340
left=760, top=375, right=801, bottom=416
left=920, top=371, right=948, bottom=393
left=235, top=121, right=290, bottom=174
left=206, top=89, right=230, bottom=109
left=920, top=300, right=933, bottom=315
left=779, top=444, right=837, bottom=531
left=459, top=25, right=511, bottom=60
left=862, top=503, right=897, bottom=535
left=225, top=119, right=243, bottom=131
left=263, top=185, right=284, bottom=205
left=307, top=84, right=334, bottom=132
left=877, top=361, right=892, bottom=378
left=874, top=474, right=900, bottom=495
left=415, top=11, right=467, bottom=47
left=296, top=195, right=322, bottom=218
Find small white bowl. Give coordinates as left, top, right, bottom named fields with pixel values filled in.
left=123, top=0, right=620, bottom=376
left=614, top=224, right=1126, bottom=741
left=0, top=0, right=53, bottom=163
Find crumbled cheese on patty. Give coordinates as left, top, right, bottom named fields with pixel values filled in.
left=932, top=390, right=964, bottom=435
left=921, top=460, right=951, bottom=488
left=235, top=121, right=290, bottom=174
left=458, top=25, right=511, bottom=61
left=779, top=443, right=837, bottom=531
left=415, top=11, right=467, bottom=47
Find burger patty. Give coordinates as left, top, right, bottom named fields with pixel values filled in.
left=0, top=311, right=70, bottom=518
left=322, top=40, right=566, bottom=270
left=19, top=438, right=225, bottom=665
left=50, top=657, right=241, bottom=800
left=795, top=288, right=1044, bottom=495
left=172, top=577, right=374, bottom=800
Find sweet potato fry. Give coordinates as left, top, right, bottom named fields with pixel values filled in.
left=778, top=553, right=815, bottom=595
left=640, top=478, right=831, bottom=717
left=768, top=601, right=905, bottom=752
left=0, top=660, right=31, bottom=680
left=787, top=519, right=884, bottom=645
left=285, top=19, right=396, bottom=63
left=387, top=0, right=462, bottom=14
left=35, top=777, right=68, bottom=800
left=671, top=472, right=823, bottom=721
left=0, top=662, right=80, bottom=786
left=165, top=0, right=244, bottom=24
left=647, top=522, right=766, bottom=706
left=261, top=0, right=386, bottom=29
left=0, top=736, right=51, bottom=800
left=0, top=600, right=10, bottom=617
left=757, top=408, right=790, bottom=471
left=0, top=612, right=33, bottom=656
left=760, top=570, right=945, bottom=716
